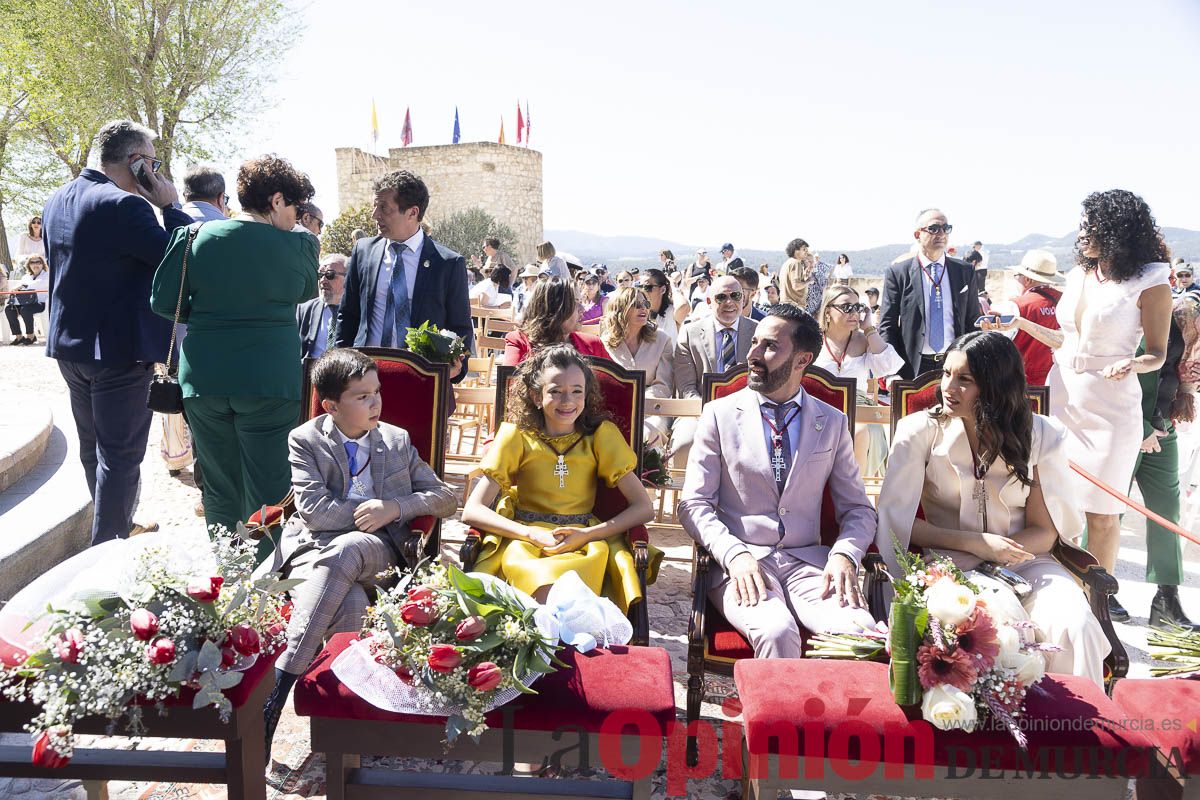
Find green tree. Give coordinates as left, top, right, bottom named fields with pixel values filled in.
left=429, top=207, right=516, bottom=262
left=322, top=205, right=375, bottom=258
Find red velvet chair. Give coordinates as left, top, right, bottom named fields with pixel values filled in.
left=246, top=348, right=451, bottom=568
left=876, top=369, right=1128, bottom=684
left=459, top=357, right=654, bottom=646
left=686, top=364, right=885, bottom=762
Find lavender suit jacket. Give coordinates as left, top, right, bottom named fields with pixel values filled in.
left=678, top=386, right=876, bottom=587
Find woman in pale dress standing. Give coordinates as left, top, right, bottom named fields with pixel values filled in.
left=987, top=190, right=1173, bottom=620
left=602, top=287, right=674, bottom=449
left=813, top=285, right=905, bottom=474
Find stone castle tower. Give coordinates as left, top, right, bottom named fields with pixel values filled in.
left=335, top=142, right=543, bottom=264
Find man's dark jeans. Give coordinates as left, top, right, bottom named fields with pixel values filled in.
left=57, top=360, right=154, bottom=544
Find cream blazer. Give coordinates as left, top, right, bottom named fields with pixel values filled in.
left=875, top=411, right=1083, bottom=576
left=606, top=331, right=674, bottom=446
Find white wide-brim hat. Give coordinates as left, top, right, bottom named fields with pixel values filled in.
left=1007, top=249, right=1065, bottom=285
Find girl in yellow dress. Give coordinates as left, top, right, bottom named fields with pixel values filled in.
left=462, top=344, right=659, bottom=609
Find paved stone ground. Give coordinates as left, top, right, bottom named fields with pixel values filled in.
left=0, top=341, right=1195, bottom=799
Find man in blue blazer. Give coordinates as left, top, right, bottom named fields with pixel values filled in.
left=42, top=119, right=192, bottom=544
left=334, top=170, right=473, bottom=381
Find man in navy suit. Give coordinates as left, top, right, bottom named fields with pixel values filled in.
left=335, top=170, right=473, bottom=381
left=878, top=208, right=981, bottom=379
left=42, top=119, right=192, bottom=544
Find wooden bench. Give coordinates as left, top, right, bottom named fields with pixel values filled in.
left=735, top=658, right=1154, bottom=800
left=0, top=647, right=275, bottom=799
left=295, top=633, right=676, bottom=800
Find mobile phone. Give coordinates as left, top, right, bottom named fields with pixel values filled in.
left=131, top=158, right=157, bottom=194
left=975, top=313, right=1016, bottom=328
left=976, top=561, right=1032, bottom=597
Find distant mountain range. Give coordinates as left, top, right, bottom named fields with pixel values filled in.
left=545, top=227, right=1200, bottom=275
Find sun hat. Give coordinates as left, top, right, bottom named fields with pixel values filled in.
left=1007, top=249, right=1065, bottom=285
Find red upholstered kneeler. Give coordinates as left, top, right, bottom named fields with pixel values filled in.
left=1113, top=678, right=1200, bottom=800
left=0, top=647, right=276, bottom=800
left=735, top=658, right=1154, bottom=800
left=295, top=632, right=675, bottom=800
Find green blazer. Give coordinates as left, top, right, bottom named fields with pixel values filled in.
left=151, top=220, right=318, bottom=400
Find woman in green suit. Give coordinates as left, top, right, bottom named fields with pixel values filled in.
left=152, top=155, right=318, bottom=547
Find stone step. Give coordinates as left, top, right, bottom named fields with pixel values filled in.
left=0, top=405, right=52, bottom=494
left=0, top=400, right=93, bottom=601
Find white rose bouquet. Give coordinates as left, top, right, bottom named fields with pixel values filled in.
left=888, top=543, right=1057, bottom=746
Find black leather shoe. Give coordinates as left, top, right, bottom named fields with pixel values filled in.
left=1108, top=595, right=1131, bottom=623
left=263, top=669, right=298, bottom=756
left=1149, top=586, right=1200, bottom=632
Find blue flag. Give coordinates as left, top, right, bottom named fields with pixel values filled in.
left=453, top=107, right=461, bottom=144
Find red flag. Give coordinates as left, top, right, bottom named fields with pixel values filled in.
left=401, top=107, right=413, bottom=147
left=516, top=102, right=524, bottom=144
left=525, top=100, right=531, bottom=146
left=498, top=116, right=505, bottom=144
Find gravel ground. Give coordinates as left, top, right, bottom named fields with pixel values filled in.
left=0, top=341, right=1194, bottom=799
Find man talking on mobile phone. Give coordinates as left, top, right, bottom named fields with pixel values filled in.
left=41, top=119, right=192, bottom=545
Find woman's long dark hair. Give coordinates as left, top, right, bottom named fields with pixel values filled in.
left=1076, top=189, right=1171, bottom=283
left=519, top=277, right=577, bottom=350
left=933, top=332, right=1034, bottom=487
left=642, top=268, right=673, bottom=320
left=506, top=344, right=610, bottom=435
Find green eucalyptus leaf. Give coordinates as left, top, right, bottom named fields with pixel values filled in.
left=197, top=639, right=221, bottom=673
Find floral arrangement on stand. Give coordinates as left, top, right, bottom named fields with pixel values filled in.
left=336, top=561, right=564, bottom=745
left=639, top=444, right=670, bottom=489
left=810, top=545, right=1057, bottom=746
left=0, top=529, right=297, bottom=767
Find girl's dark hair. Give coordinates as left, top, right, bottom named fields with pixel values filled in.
left=506, top=344, right=611, bottom=435
left=237, top=154, right=315, bottom=214
left=933, top=332, right=1034, bottom=487
left=491, top=265, right=512, bottom=291
left=642, top=267, right=673, bottom=318
left=519, top=277, right=577, bottom=350
left=1076, top=189, right=1171, bottom=283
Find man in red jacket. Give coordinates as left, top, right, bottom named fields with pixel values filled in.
left=1008, top=249, right=1064, bottom=386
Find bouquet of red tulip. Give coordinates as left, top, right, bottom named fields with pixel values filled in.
left=338, top=561, right=563, bottom=745
left=0, top=528, right=296, bottom=766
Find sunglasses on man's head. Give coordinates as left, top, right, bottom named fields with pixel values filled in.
left=922, top=223, right=953, bottom=235
left=712, top=291, right=744, bottom=304
left=317, top=269, right=344, bottom=280
left=831, top=302, right=866, bottom=314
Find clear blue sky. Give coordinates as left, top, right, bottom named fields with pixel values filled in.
left=216, top=0, right=1200, bottom=249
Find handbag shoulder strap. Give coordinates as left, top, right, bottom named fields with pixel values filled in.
left=164, top=222, right=203, bottom=374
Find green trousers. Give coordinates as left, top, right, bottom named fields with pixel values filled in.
left=1129, top=429, right=1184, bottom=586
left=185, top=395, right=299, bottom=557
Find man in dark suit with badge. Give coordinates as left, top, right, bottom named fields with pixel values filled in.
left=878, top=208, right=981, bottom=379
left=335, top=170, right=473, bottom=380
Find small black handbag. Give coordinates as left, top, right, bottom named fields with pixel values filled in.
left=147, top=224, right=202, bottom=415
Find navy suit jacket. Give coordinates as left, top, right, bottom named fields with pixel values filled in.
left=297, top=297, right=336, bottom=360
left=42, top=169, right=192, bottom=365
left=878, top=255, right=981, bottom=379
left=335, top=233, right=474, bottom=380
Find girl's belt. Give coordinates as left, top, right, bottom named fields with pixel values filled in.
left=514, top=510, right=591, bottom=526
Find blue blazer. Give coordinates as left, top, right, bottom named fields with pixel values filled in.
left=335, top=233, right=474, bottom=380
left=42, top=169, right=192, bottom=365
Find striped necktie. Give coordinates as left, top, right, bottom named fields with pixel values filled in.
left=719, top=327, right=736, bottom=371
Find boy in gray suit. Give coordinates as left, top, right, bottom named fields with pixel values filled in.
left=263, top=348, right=456, bottom=752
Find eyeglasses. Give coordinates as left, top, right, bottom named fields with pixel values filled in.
left=831, top=302, right=866, bottom=314
left=921, top=224, right=953, bottom=235
left=130, top=153, right=163, bottom=173
left=617, top=277, right=632, bottom=284
left=317, top=269, right=345, bottom=280
left=222, top=194, right=230, bottom=207
left=1178, top=272, right=1193, bottom=278
left=637, top=282, right=663, bottom=291
left=631, top=299, right=652, bottom=309
left=712, top=291, right=744, bottom=304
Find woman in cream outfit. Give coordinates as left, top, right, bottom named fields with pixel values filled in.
left=877, top=332, right=1109, bottom=685
left=602, top=286, right=674, bottom=449
left=986, top=191, right=1173, bottom=619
